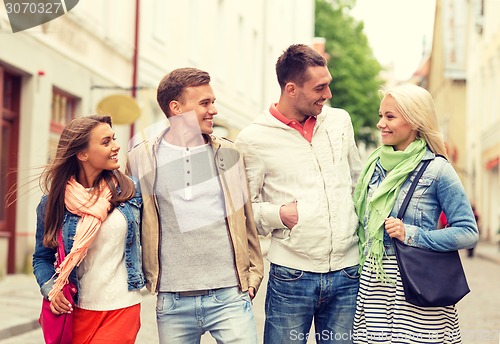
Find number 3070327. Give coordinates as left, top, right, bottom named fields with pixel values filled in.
left=5, top=2, right=64, bottom=14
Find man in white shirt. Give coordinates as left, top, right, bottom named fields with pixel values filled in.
left=236, top=44, right=362, bottom=344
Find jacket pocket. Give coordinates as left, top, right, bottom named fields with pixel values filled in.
left=272, top=228, right=291, bottom=239
left=403, top=176, right=433, bottom=199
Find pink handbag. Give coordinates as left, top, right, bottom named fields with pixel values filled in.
left=38, top=232, right=76, bottom=344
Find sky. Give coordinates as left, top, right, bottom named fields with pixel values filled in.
left=350, top=0, right=437, bottom=80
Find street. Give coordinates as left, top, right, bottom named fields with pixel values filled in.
left=1, top=251, right=499, bottom=344
left=456, top=253, right=500, bottom=343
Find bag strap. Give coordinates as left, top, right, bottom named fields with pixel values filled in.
left=56, top=231, right=66, bottom=266
left=396, top=159, right=432, bottom=220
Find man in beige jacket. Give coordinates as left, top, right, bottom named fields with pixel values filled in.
left=127, top=67, right=263, bottom=344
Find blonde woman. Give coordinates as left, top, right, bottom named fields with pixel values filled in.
left=352, top=84, right=478, bottom=343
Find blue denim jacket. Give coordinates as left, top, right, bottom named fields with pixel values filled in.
left=32, top=178, right=145, bottom=301
left=363, top=149, right=478, bottom=257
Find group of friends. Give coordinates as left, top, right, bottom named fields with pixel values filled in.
left=32, top=43, right=479, bottom=344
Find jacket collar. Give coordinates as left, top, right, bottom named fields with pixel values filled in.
left=422, top=147, right=436, bottom=161
left=153, top=127, right=216, bottom=150
left=257, top=107, right=327, bottom=129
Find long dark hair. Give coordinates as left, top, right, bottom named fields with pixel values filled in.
left=41, top=115, right=135, bottom=248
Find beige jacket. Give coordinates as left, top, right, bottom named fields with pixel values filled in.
left=126, top=130, right=263, bottom=294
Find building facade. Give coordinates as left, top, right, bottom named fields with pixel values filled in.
left=465, top=0, right=500, bottom=242
left=0, top=0, right=315, bottom=275
left=428, top=0, right=468, bottom=183
left=429, top=0, right=500, bottom=242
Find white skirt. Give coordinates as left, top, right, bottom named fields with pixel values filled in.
left=353, top=256, right=462, bottom=343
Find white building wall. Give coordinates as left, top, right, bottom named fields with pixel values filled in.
left=466, top=0, right=500, bottom=241
left=0, top=0, right=315, bottom=272
left=136, top=0, right=315, bottom=136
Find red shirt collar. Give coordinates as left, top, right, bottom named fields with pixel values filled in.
left=269, top=104, right=316, bottom=142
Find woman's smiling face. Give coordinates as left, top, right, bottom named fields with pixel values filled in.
left=377, top=95, right=418, bottom=151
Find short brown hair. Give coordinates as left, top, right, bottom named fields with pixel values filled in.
left=276, top=44, right=327, bottom=89
left=156, top=67, right=211, bottom=117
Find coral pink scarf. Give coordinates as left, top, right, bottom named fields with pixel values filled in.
left=48, top=177, right=112, bottom=301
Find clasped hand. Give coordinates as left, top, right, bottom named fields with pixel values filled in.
left=49, top=288, right=75, bottom=315
left=384, top=216, right=406, bottom=242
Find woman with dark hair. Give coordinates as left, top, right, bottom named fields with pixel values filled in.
left=33, top=115, right=144, bottom=343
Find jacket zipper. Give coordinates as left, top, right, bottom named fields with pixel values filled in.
left=313, top=134, right=335, bottom=271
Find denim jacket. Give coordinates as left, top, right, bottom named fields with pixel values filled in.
left=32, top=178, right=145, bottom=301
left=363, top=149, right=478, bottom=257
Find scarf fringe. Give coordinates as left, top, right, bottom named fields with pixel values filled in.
left=362, top=238, right=395, bottom=285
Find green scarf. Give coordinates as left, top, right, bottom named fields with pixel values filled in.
left=353, top=139, right=427, bottom=281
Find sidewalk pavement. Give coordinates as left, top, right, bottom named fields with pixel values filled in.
left=0, top=238, right=498, bottom=341
left=473, top=240, right=500, bottom=265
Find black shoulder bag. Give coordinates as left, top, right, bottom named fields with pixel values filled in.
left=392, top=159, right=470, bottom=307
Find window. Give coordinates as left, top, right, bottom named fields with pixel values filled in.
left=49, top=88, right=78, bottom=159
left=51, top=87, right=77, bottom=132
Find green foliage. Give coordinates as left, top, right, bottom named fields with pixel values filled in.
left=315, top=0, right=384, bottom=145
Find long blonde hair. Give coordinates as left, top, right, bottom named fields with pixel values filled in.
left=380, top=84, right=448, bottom=158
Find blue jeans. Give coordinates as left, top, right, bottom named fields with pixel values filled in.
left=264, top=264, right=360, bottom=344
left=156, top=286, right=258, bottom=344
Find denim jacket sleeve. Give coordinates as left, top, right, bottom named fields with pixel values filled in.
left=123, top=176, right=145, bottom=290
left=402, top=158, right=478, bottom=251
left=32, top=195, right=57, bottom=299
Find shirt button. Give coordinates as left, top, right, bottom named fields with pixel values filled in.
left=187, top=171, right=191, bottom=174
